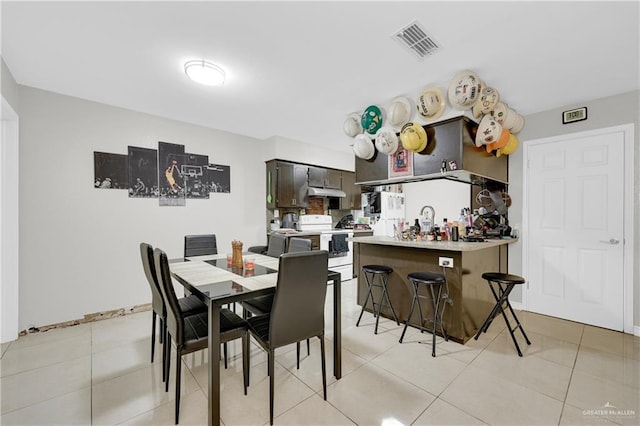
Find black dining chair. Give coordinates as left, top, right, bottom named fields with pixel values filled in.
left=246, top=250, right=329, bottom=425
left=183, top=234, right=218, bottom=258
left=242, top=234, right=288, bottom=319
left=154, top=247, right=249, bottom=425
left=242, top=236, right=313, bottom=360
left=184, top=233, right=239, bottom=313
left=139, top=242, right=207, bottom=381
left=266, top=234, right=288, bottom=258
left=287, top=237, right=312, bottom=253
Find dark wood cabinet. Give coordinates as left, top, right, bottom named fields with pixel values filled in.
left=266, top=161, right=277, bottom=210
left=340, top=171, right=361, bottom=210
left=307, top=166, right=324, bottom=188
left=355, top=117, right=507, bottom=186
left=276, top=161, right=308, bottom=208
left=308, top=166, right=342, bottom=189
left=266, top=160, right=359, bottom=211
left=326, top=169, right=342, bottom=189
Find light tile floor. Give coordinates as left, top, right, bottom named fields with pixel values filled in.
left=1, top=278, right=639, bottom=425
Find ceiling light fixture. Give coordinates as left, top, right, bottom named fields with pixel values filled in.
left=184, top=60, right=225, bottom=86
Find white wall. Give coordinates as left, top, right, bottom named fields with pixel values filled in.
left=402, top=180, right=469, bottom=226
left=1, top=96, right=20, bottom=342
left=269, top=135, right=354, bottom=172
left=17, top=87, right=352, bottom=330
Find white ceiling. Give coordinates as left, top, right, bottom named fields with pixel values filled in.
left=2, top=1, right=639, bottom=153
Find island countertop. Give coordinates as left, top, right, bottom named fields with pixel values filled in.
left=349, top=235, right=517, bottom=252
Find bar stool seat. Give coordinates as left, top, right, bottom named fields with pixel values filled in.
left=474, top=272, right=531, bottom=356
left=399, top=272, right=449, bottom=357
left=356, top=265, right=400, bottom=334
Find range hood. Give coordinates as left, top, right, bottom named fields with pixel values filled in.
left=355, top=116, right=509, bottom=187
left=307, top=187, right=346, bottom=198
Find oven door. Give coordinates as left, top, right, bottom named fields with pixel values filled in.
left=320, top=232, right=353, bottom=267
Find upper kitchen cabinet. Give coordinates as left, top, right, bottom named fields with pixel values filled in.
left=355, top=116, right=508, bottom=186
left=308, top=166, right=342, bottom=189
left=275, top=161, right=308, bottom=208
left=266, top=160, right=278, bottom=209
left=340, top=171, right=361, bottom=210
left=355, top=150, right=388, bottom=185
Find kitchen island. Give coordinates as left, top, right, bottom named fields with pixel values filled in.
left=351, top=235, right=518, bottom=344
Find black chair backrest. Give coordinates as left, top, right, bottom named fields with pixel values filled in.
left=270, top=251, right=329, bottom=348
left=140, top=242, right=164, bottom=315
left=184, top=234, right=218, bottom=257
left=154, top=248, right=183, bottom=344
left=266, top=234, right=287, bottom=258
left=288, top=237, right=311, bottom=253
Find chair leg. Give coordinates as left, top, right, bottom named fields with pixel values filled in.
left=381, top=275, right=400, bottom=325
left=242, top=333, right=249, bottom=395
left=504, top=291, right=532, bottom=346
left=159, top=317, right=165, bottom=344
left=429, top=284, right=444, bottom=357
left=269, top=350, right=275, bottom=426
left=307, top=339, right=310, bottom=356
left=175, top=349, right=181, bottom=424
left=162, top=328, right=167, bottom=383
left=399, top=285, right=418, bottom=343
left=223, top=342, right=228, bottom=369
left=356, top=274, right=375, bottom=327
left=319, top=336, right=327, bottom=400
left=165, top=334, right=171, bottom=393
left=296, top=341, right=300, bottom=370
left=151, top=311, right=157, bottom=363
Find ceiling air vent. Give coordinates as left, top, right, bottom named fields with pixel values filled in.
left=392, top=20, right=440, bottom=59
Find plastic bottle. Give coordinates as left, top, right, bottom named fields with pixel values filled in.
left=457, top=209, right=467, bottom=237
left=442, top=218, right=449, bottom=241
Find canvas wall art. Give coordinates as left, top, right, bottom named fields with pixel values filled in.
left=94, top=152, right=128, bottom=190
left=127, top=146, right=158, bottom=198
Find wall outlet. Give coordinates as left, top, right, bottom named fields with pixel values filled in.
left=439, top=257, right=454, bottom=268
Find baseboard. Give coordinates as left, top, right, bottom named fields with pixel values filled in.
left=508, top=305, right=640, bottom=337
left=509, top=300, right=524, bottom=311
left=19, top=303, right=152, bottom=336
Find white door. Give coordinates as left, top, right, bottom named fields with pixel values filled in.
left=525, top=129, right=625, bottom=331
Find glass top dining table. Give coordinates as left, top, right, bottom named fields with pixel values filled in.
left=169, top=252, right=342, bottom=426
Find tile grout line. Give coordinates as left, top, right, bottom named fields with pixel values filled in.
left=557, top=323, right=585, bottom=426
left=431, top=329, right=503, bottom=426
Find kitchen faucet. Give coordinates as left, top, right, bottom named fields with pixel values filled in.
left=420, top=205, right=435, bottom=231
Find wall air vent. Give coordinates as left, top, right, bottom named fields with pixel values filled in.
left=392, top=20, right=440, bottom=59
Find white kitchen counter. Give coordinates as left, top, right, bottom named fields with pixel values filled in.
left=349, top=235, right=518, bottom=252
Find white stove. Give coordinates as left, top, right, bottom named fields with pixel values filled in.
left=297, top=215, right=353, bottom=281
left=297, top=214, right=333, bottom=232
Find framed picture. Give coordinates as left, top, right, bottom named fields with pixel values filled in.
left=389, top=146, right=413, bottom=178
left=127, top=146, right=158, bottom=198
left=183, top=153, right=210, bottom=199
left=205, top=164, right=231, bottom=193
left=94, top=152, right=128, bottom=190
left=158, top=141, right=186, bottom=206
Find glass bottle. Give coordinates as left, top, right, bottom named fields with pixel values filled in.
left=442, top=218, right=449, bottom=241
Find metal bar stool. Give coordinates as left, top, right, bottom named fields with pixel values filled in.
left=474, top=272, right=532, bottom=356
left=399, top=272, right=448, bottom=357
left=356, top=265, right=400, bottom=334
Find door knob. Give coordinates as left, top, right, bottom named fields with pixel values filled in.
left=599, top=238, right=620, bottom=245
